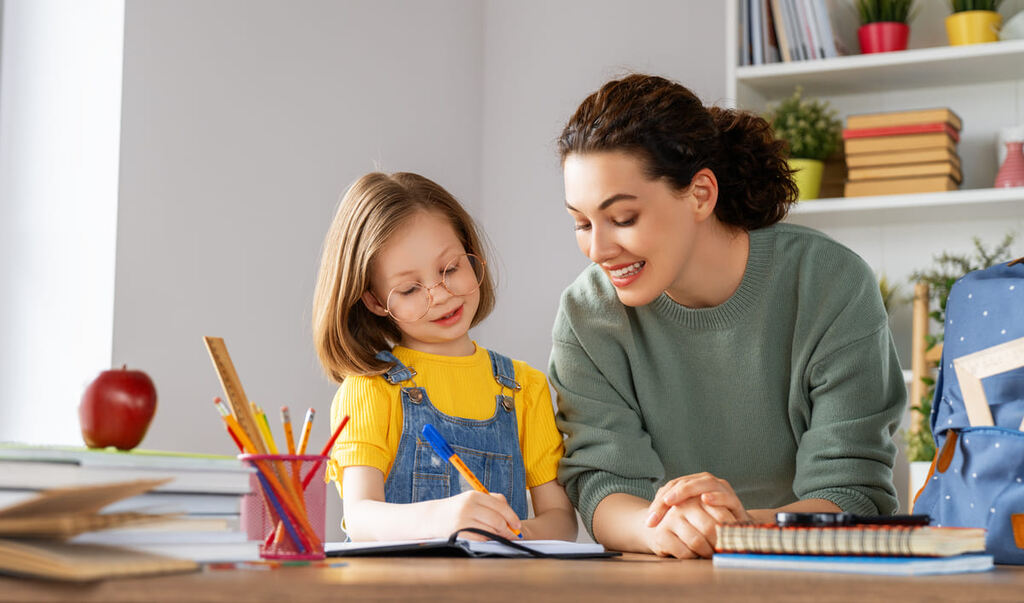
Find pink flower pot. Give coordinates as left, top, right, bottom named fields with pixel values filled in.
left=858, top=22, right=910, bottom=54
left=994, top=141, right=1024, bottom=188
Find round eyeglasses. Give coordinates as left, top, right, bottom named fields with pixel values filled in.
left=379, top=253, right=486, bottom=323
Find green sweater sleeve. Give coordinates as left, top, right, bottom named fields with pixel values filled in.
left=796, top=324, right=905, bottom=515
left=550, top=329, right=661, bottom=537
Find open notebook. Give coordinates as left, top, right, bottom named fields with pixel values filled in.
left=327, top=529, right=615, bottom=559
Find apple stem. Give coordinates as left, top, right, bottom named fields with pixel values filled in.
left=121, top=364, right=127, bottom=370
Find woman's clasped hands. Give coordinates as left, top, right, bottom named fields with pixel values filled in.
left=643, top=472, right=753, bottom=558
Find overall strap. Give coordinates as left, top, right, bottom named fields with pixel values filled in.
left=488, top=350, right=521, bottom=391
left=375, top=350, right=417, bottom=385
left=488, top=350, right=520, bottom=412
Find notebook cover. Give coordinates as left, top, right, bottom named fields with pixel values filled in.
left=325, top=538, right=618, bottom=559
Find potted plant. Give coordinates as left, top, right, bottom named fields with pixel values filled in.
left=946, top=0, right=1003, bottom=45
left=905, top=233, right=1018, bottom=497
left=856, top=0, right=915, bottom=54
left=764, top=87, right=842, bottom=201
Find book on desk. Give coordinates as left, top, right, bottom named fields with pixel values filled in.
left=0, top=445, right=262, bottom=579
left=713, top=521, right=993, bottom=576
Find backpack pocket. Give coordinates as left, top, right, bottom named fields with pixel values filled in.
left=917, top=426, right=1024, bottom=563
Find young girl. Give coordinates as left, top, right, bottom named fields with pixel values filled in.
left=312, top=172, right=577, bottom=542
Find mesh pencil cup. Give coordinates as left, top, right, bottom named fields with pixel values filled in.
left=239, top=454, right=327, bottom=560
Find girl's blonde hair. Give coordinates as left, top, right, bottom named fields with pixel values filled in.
left=312, top=172, right=495, bottom=382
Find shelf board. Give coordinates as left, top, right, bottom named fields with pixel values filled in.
left=790, top=187, right=1024, bottom=215
left=785, top=187, right=1024, bottom=227
left=736, top=39, right=1024, bottom=98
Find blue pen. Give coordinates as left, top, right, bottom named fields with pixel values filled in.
left=421, top=423, right=523, bottom=539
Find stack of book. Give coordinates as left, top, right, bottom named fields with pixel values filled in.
left=0, top=444, right=258, bottom=563
left=842, top=108, right=963, bottom=197
left=714, top=522, right=992, bottom=576
left=0, top=478, right=201, bottom=581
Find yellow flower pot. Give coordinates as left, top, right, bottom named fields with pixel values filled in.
left=946, top=10, right=1002, bottom=45
left=789, top=158, right=824, bottom=201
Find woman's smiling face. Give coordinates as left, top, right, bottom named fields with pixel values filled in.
left=563, top=150, right=708, bottom=307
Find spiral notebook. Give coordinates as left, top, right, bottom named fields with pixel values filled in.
left=715, top=523, right=986, bottom=557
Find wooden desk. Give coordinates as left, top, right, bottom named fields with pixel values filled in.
left=1, top=555, right=1022, bottom=602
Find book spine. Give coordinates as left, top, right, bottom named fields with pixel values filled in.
left=842, top=123, right=960, bottom=141
left=846, top=109, right=960, bottom=131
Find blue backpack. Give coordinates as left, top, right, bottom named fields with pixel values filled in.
left=913, top=260, right=1024, bottom=564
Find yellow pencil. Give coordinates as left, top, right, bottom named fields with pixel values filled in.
left=254, top=404, right=279, bottom=455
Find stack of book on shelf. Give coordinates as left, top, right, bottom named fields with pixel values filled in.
left=714, top=521, right=993, bottom=576
left=843, top=108, right=963, bottom=197
left=739, top=0, right=838, bottom=66
left=0, top=444, right=259, bottom=564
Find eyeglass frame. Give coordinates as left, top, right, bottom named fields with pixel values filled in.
left=367, top=253, right=487, bottom=323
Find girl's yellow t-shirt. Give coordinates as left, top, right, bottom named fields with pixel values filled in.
left=326, top=343, right=564, bottom=498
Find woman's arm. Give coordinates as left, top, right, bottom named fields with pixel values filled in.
left=341, top=466, right=522, bottom=541
left=520, top=480, right=578, bottom=541
left=550, top=334, right=664, bottom=537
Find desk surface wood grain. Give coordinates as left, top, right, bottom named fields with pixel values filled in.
left=2, top=555, right=1022, bottom=602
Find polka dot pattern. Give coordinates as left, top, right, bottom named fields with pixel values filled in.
left=912, top=261, right=1024, bottom=564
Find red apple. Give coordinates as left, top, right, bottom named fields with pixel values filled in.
left=79, top=365, right=158, bottom=450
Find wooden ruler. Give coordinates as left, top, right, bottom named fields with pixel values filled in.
left=952, top=336, right=1024, bottom=429
left=203, top=336, right=267, bottom=454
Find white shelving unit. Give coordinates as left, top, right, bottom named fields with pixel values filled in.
left=723, top=0, right=1024, bottom=512
left=722, top=0, right=1024, bottom=290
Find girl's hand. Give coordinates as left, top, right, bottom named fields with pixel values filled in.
left=432, top=490, right=522, bottom=541
left=643, top=496, right=737, bottom=558
left=646, top=472, right=752, bottom=529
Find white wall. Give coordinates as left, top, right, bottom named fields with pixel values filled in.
left=113, top=0, right=484, bottom=453
left=475, top=0, right=727, bottom=371
left=113, top=0, right=484, bottom=539
left=0, top=0, right=124, bottom=444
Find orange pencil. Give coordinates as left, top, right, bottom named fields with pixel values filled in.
left=296, top=408, right=315, bottom=455
left=282, top=406, right=297, bottom=455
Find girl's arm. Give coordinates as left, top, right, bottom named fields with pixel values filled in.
left=341, top=466, right=522, bottom=542
left=520, top=480, right=578, bottom=541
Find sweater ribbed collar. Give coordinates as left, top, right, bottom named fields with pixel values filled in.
left=648, top=226, right=775, bottom=329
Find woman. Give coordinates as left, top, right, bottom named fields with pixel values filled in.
left=550, top=74, right=905, bottom=558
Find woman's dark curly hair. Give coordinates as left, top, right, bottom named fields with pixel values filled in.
left=558, top=74, right=797, bottom=230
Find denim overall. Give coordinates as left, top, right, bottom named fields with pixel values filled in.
left=376, top=349, right=529, bottom=519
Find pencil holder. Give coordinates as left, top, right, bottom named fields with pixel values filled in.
left=239, top=454, right=327, bottom=561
